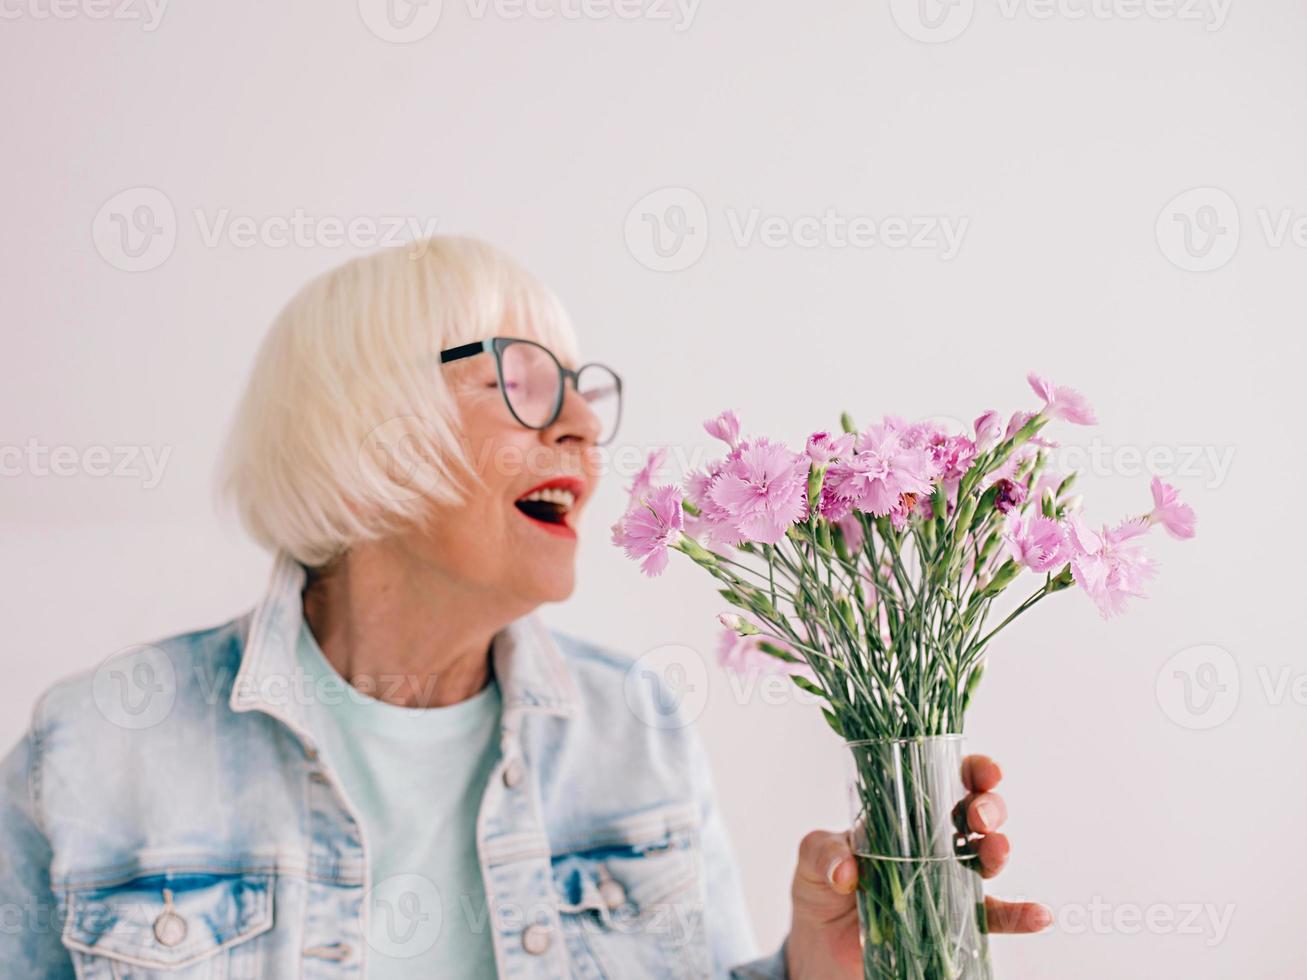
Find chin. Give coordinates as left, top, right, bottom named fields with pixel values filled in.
left=522, top=566, right=576, bottom=604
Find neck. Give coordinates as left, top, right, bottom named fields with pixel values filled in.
left=301, top=542, right=520, bottom=708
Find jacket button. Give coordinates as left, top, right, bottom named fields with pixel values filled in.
left=502, top=759, right=525, bottom=789
left=521, top=923, right=551, bottom=956
left=153, top=910, right=188, bottom=947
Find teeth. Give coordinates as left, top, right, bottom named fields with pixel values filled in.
left=519, top=487, right=576, bottom=510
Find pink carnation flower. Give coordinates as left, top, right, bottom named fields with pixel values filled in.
left=805, top=430, right=854, bottom=464
left=974, top=410, right=1002, bottom=451
left=627, top=448, right=667, bottom=500
left=1067, top=515, right=1156, bottom=618
left=686, top=461, right=745, bottom=549
left=926, top=432, right=977, bottom=482
left=611, top=484, right=684, bottom=577
left=992, top=478, right=1027, bottom=515
left=707, top=438, right=810, bottom=545
left=704, top=410, right=742, bottom=449
left=1004, top=513, right=1067, bottom=573
left=1028, top=373, right=1097, bottom=426
left=821, top=422, right=935, bottom=519
left=1148, top=477, right=1197, bottom=540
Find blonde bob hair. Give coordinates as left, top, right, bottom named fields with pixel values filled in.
left=217, top=236, right=579, bottom=568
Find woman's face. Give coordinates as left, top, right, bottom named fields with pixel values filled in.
left=409, top=339, right=603, bottom=610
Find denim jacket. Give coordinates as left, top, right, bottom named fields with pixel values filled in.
left=0, top=553, right=788, bottom=979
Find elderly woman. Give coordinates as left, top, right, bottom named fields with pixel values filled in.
left=0, top=238, right=1047, bottom=978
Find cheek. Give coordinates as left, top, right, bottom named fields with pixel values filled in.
left=467, top=429, right=540, bottom=495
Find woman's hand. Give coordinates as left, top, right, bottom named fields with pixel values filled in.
left=784, top=754, right=1051, bottom=979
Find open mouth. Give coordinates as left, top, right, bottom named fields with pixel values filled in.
left=514, top=479, right=582, bottom=535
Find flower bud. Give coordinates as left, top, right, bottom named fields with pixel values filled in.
left=724, top=614, right=761, bottom=635
left=677, top=536, right=716, bottom=564
left=807, top=464, right=825, bottom=507
left=1048, top=563, right=1075, bottom=592
left=953, top=495, right=977, bottom=538
left=961, top=662, right=986, bottom=712
left=980, top=558, right=1021, bottom=597
left=835, top=593, right=857, bottom=634
left=1041, top=487, right=1057, bottom=519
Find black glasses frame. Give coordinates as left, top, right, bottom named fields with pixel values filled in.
left=439, top=336, right=623, bottom=446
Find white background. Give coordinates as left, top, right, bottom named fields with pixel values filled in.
left=2, top=1, right=1303, bottom=977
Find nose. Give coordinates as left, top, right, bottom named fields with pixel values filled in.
left=541, top=383, right=602, bottom=447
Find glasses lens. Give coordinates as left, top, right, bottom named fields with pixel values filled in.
left=576, top=364, right=621, bottom=444
left=500, top=341, right=562, bottom=428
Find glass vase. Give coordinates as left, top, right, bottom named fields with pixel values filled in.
left=845, top=736, right=993, bottom=980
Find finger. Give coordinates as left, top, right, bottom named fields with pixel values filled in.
left=792, top=830, right=859, bottom=916
left=984, top=897, right=1052, bottom=934
left=966, top=791, right=1007, bottom=834
left=974, top=831, right=1010, bottom=879
left=962, top=754, right=1003, bottom=794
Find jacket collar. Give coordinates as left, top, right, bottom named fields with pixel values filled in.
left=229, top=551, right=579, bottom=744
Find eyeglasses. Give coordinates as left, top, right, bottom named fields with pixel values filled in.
left=439, top=337, right=623, bottom=446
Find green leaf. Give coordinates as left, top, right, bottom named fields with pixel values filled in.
left=792, top=675, right=826, bottom=699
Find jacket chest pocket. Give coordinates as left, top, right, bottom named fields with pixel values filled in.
left=551, top=803, right=711, bottom=980
left=61, top=873, right=273, bottom=979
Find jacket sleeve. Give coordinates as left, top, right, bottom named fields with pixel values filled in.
left=685, top=725, right=790, bottom=980
left=0, top=733, right=76, bottom=979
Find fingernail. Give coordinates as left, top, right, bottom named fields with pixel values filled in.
left=975, top=800, right=998, bottom=829
left=1033, top=906, right=1053, bottom=929
left=825, top=856, right=844, bottom=886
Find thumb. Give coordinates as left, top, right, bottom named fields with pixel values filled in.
left=791, top=830, right=859, bottom=922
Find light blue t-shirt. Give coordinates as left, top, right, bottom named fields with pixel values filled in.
left=296, top=622, right=502, bottom=978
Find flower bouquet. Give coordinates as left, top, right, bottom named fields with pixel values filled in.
left=611, top=374, right=1195, bottom=980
